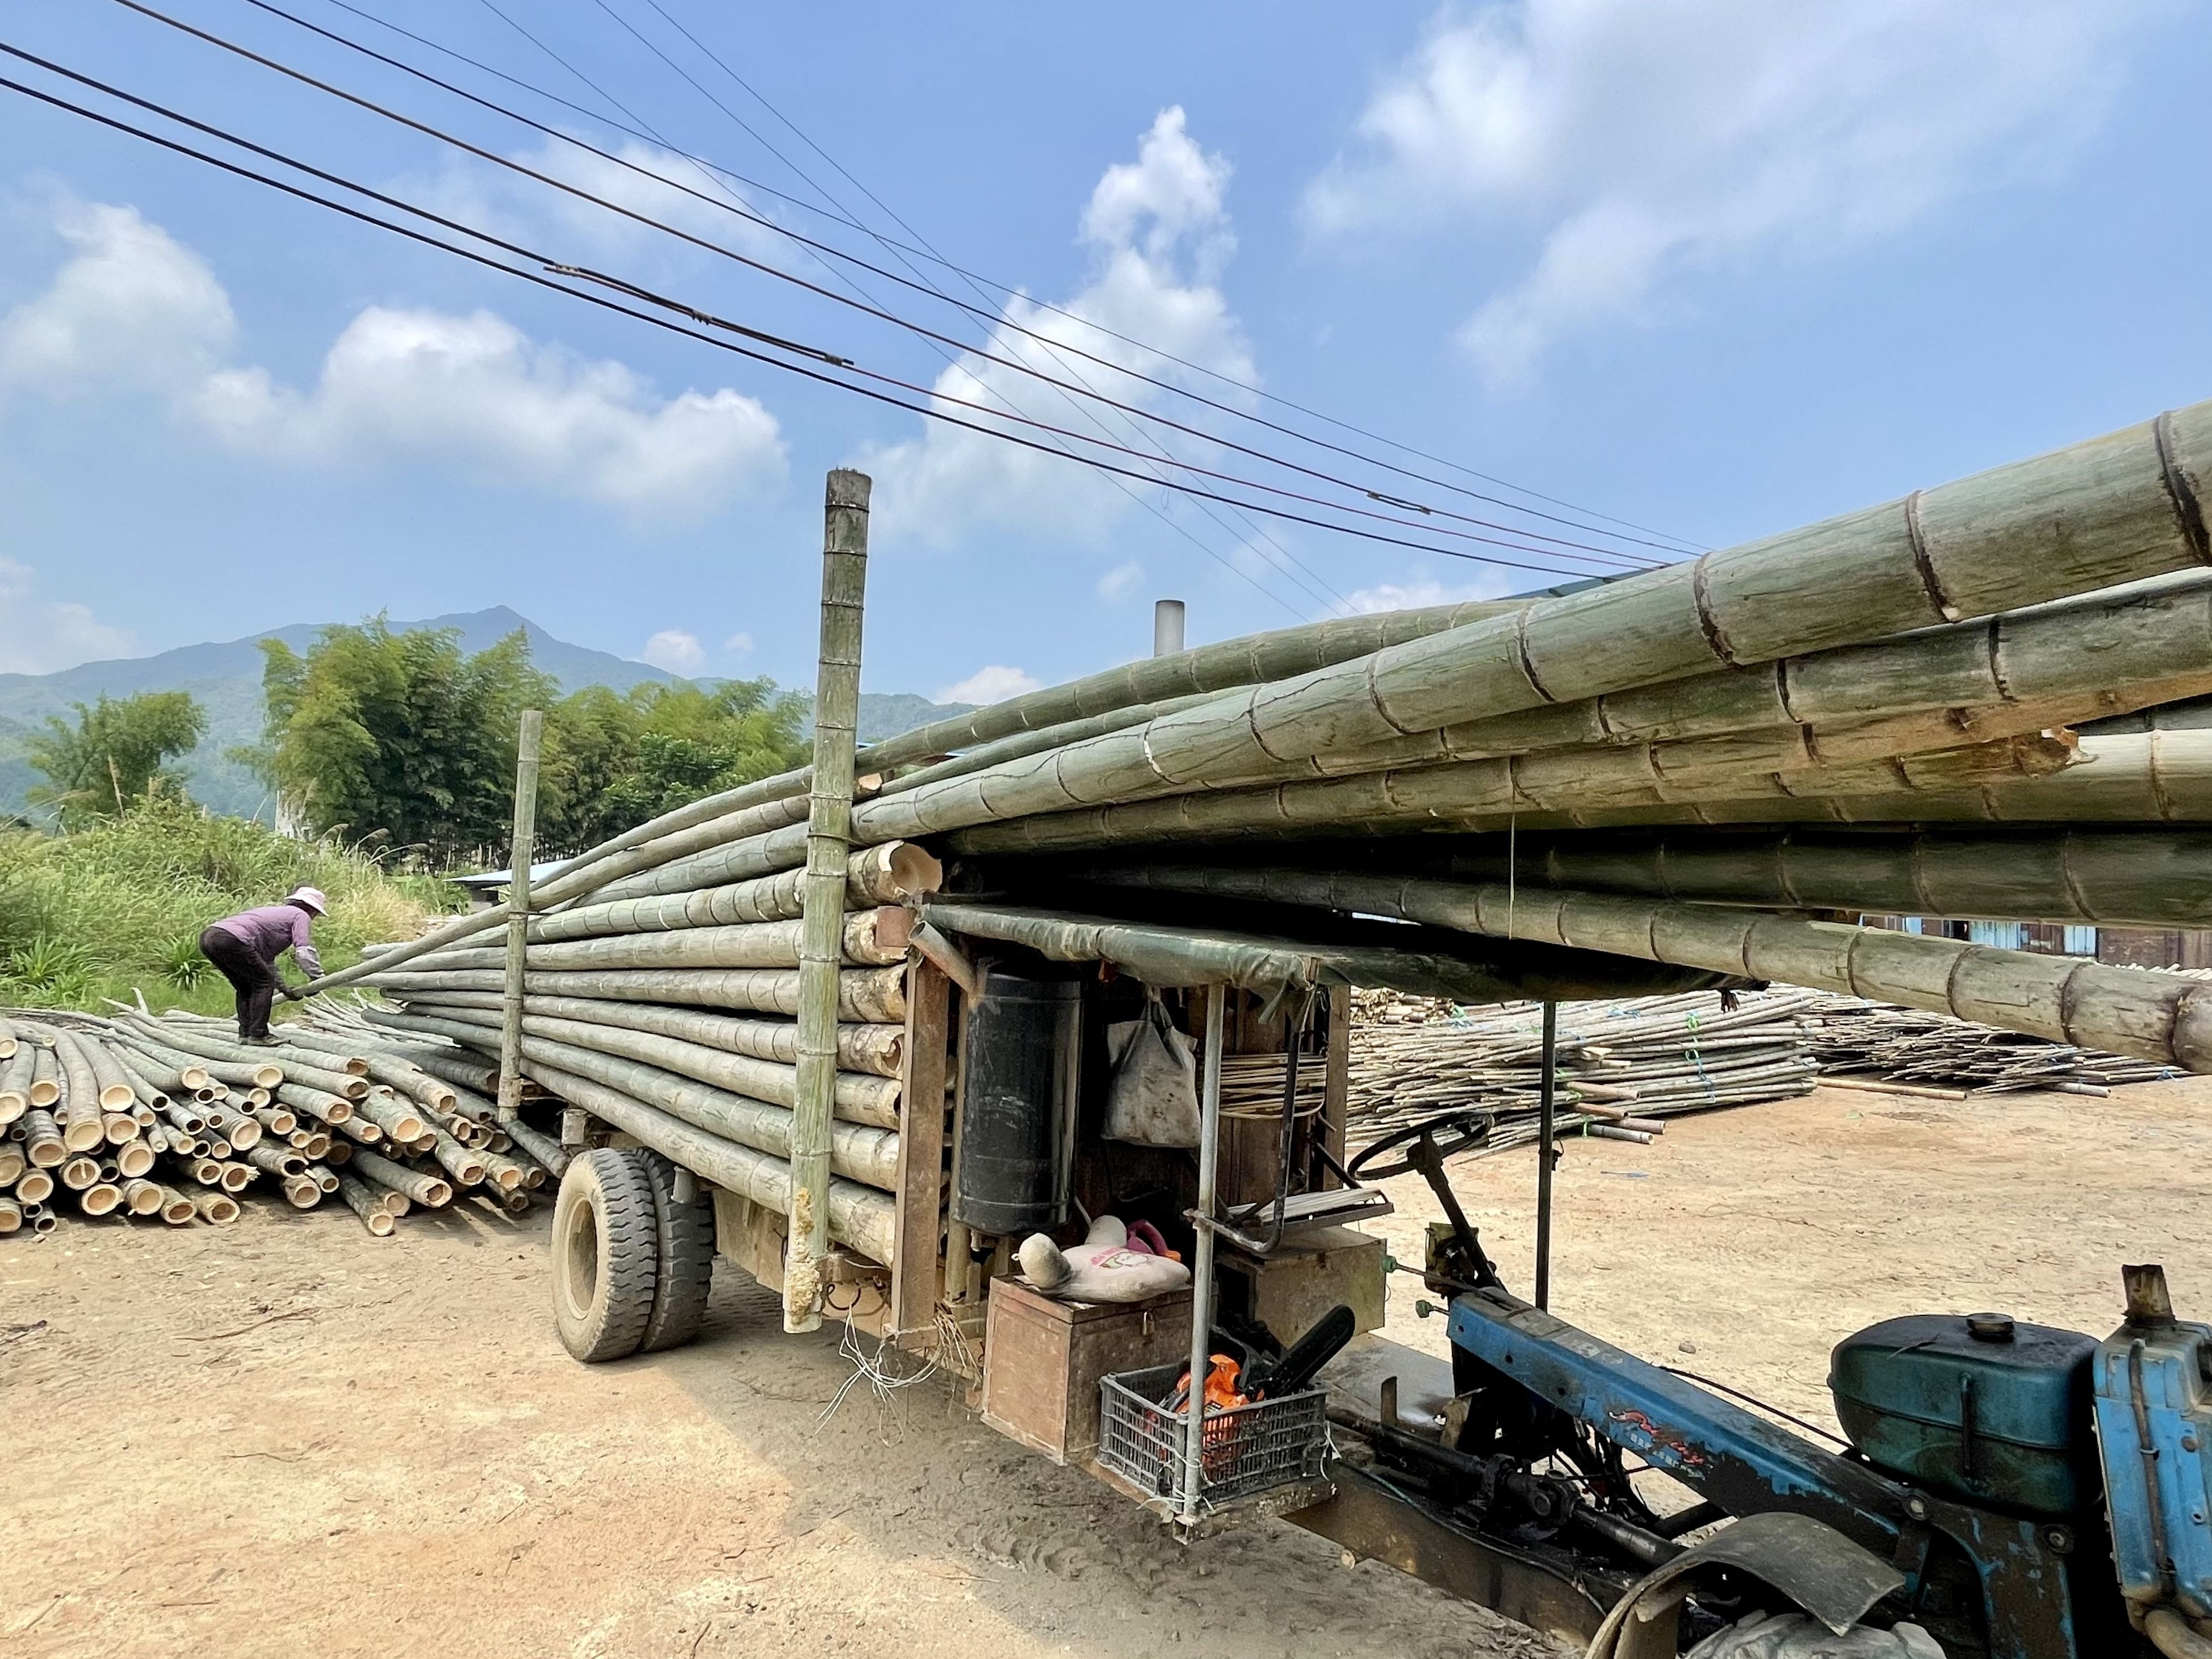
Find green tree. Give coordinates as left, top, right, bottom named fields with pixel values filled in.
left=540, top=676, right=808, bottom=851
left=27, top=691, right=207, bottom=818
left=255, top=618, right=556, bottom=865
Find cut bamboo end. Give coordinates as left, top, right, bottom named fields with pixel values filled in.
left=217, top=1162, right=253, bottom=1193
left=122, top=1178, right=162, bottom=1216
left=98, top=1083, right=135, bottom=1111
left=102, top=1113, right=139, bottom=1146
left=61, top=1116, right=105, bottom=1154
left=0, top=1146, right=22, bottom=1187
left=78, top=1183, right=123, bottom=1217
left=280, top=1176, right=321, bottom=1209
left=29, top=1080, right=60, bottom=1108
left=227, top=1121, right=262, bottom=1151
left=14, top=1168, right=55, bottom=1205
left=58, top=1154, right=100, bottom=1191
left=249, top=1065, right=281, bottom=1089
left=157, top=1185, right=196, bottom=1224
left=23, top=1110, right=66, bottom=1167
left=0, top=1197, right=20, bottom=1234
left=30, top=1209, right=56, bottom=1234
left=193, top=1191, right=240, bottom=1225
left=0, top=1090, right=25, bottom=1124
left=500, top=1188, right=531, bottom=1214
left=115, top=1141, right=155, bottom=1179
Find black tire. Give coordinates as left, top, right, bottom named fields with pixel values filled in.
left=636, top=1150, right=715, bottom=1354
left=550, top=1147, right=659, bottom=1363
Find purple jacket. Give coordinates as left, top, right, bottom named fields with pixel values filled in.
left=211, top=904, right=322, bottom=978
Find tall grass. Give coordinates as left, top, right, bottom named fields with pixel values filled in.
left=0, top=797, right=462, bottom=1016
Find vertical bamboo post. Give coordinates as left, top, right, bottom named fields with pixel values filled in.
left=1181, top=986, right=1226, bottom=1527
left=786, top=468, right=870, bottom=1334
left=498, top=709, right=544, bottom=1117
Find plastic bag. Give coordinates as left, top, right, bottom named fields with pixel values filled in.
left=1103, top=990, right=1200, bottom=1147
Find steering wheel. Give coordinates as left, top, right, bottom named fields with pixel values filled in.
left=1347, top=1109, right=1493, bottom=1182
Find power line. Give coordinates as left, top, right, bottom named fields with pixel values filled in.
left=470, top=0, right=1334, bottom=619
left=0, top=64, right=1639, bottom=586
left=579, top=0, right=1361, bottom=616
left=99, top=0, right=1659, bottom=576
left=231, top=0, right=1682, bottom=563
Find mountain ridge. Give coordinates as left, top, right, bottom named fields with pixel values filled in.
left=0, top=608, right=973, bottom=821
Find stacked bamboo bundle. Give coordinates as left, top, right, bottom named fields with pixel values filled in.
left=343, top=843, right=946, bottom=1267
left=1343, top=990, right=1821, bottom=1155
left=0, top=1008, right=557, bottom=1239
left=308, top=398, right=2212, bottom=1087
left=1799, top=997, right=2182, bottom=1097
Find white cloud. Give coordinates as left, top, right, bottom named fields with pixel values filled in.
left=723, top=631, right=754, bottom=656
left=0, top=555, right=135, bottom=674
left=405, top=136, right=787, bottom=265
left=1305, top=2, right=2146, bottom=383
left=1095, top=560, right=1146, bottom=601
left=0, top=200, right=233, bottom=396
left=1, top=196, right=786, bottom=523
left=1344, top=574, right=1512, bottom=614
left=640, top=629, right=707, bottom=675
left=193, top=307, right=785, bottom=522
left=859, top=108, right=1256, bottom=550
left=936, top=665, right=1041, bottom=706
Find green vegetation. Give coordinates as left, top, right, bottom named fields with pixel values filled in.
left=0, top=795, right=459, bottom=1015
left=27, top=690, right=207, bottom=819
left=540, top=677, right=808, bottom=851
left=252, top=617, right=808, bottom=862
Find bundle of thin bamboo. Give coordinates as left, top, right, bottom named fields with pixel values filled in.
left=1343, top=989, right=1821, bottom=1155
left=1798, top=996, right=2182, bottom=1096
left=0, top=1008, right=558, bottom=1238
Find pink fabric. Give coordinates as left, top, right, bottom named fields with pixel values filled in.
left=211, top=904, right=322, bottom=977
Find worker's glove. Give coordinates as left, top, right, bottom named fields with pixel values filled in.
left=274, top=983, right=300, bottom=1002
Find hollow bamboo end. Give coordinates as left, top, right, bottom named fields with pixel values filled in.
left=98, top=1084, right=135, bottom=1111
left=364, top=1207, right=395, bottom=1236
left=0, top=1200, right=21, bottom=1233
left=15, top=1170, right=55, bottom=1204
left=29, top=1081, right=60, bottom=1107
left=78, top=1183, right=123, bottom=1217
left=194, top=1192, right=240, bottom=1224
left=219, top=1164, right=253, bottom=1193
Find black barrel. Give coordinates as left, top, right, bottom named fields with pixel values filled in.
left=952, top=973, right=1082, bottom=1234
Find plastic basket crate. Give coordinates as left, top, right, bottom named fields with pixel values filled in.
left=1096, top=1362, right=1327, bottom=1508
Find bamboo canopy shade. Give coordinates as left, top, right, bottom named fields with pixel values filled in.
left=1074, top=866, right=2212, bottom=1070
left=1413, top=826, right=2212, bottom=928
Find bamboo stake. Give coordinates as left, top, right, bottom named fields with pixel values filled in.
left=791, top=470, right=869, bottom=1331
left=500, top=708, right=544, bottom=1117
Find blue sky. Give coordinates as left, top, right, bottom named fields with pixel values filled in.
left=3, top=2, right=2209, bottom=703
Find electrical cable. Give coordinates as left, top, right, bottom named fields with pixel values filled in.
left=23, top=20, right=1644, bottom=576
left=471, top=0, right=1343, bottom=617
left=579, top=0, right=1359, bottom=617
left=0, top=68, right=1635, bottom=582
left=224, top=0, right=1681, bottom=563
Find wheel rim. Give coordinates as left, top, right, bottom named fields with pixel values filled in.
left=560, top=1195, right=600, bottom=1321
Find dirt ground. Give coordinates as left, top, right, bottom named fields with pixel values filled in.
left=5, top=1076, right=2208, bottom=1659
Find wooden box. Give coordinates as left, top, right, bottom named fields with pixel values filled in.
left=980, top=1276, right=1192, bottom=1466
left=1217, top=1225, right=1386, bottom=1346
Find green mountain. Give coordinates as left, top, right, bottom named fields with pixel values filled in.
left=0, top=607, right=974, bottom=822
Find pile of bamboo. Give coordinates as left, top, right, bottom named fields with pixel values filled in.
left=1344, top=990, right=1820, bottom=1155
left=1798, top=997, right=2182, bottom=1096
left=0, top=1007, right=558, bottom=1238
left=341, top=843, right=942, bottom=1268
left=313, top=403, right=2212, bottom=1235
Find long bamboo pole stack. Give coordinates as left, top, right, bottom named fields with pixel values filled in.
left=0, top=1007, right=562, bottom=1238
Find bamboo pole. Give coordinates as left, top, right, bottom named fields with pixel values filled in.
left=384, top=910, right=909, bottom=974
left=1100, top=866, right=2212, bottom=1069
left=336, top=1172, right=395, bottom=1233
left=155, top=1185, right=195, bottom=1224
left=351, top=1148, right=451, bottom=1208
left=379, top=990, right=903, bottom=1075
left=1424, top=826, right=2212, bottom=927
left=790, top=467, right=869, bottom=1335
left=28, top=1046, right=60, bottom=1107
left=193, top=1191, right=240, bottom=1225
left=22, top=1108, right=65, bottom=1167
left=355, top=965, right=909, bottom=1022
left=53, top=1034, right=107, bottom=1150
left=522, top=1057, right=896, bottom=1264
left=0, top=1045, right=32, bottom=1124
left=500, top=709, right=544, bottom=1117
left=525, top=844, right=940, bottom=941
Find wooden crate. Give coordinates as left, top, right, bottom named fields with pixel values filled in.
left=1216, top=1225, right=1386, bottom=1345
left=980, top=1276, right=1192, bottom=1466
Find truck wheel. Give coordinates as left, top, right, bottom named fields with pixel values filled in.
left=637, top=1150, right=715, bottom=1354
left=551, top=1147, right=659, bottom=1363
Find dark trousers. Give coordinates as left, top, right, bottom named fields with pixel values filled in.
left=200, top=926, right=278, bottom=1041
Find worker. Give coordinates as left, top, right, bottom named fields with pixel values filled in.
left=199, top=886, right=328, bottom=1046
